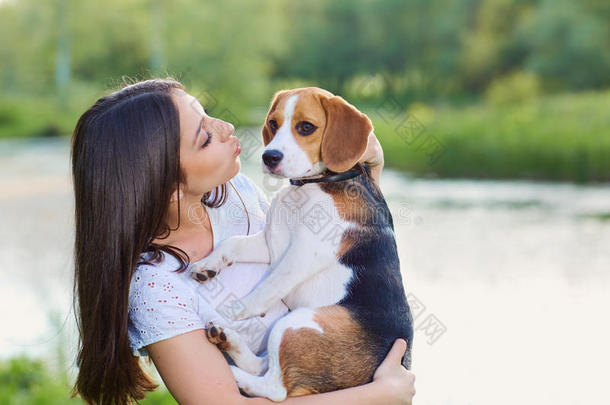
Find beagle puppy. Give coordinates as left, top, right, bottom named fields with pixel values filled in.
left=191, top=87, right=413, bottom=401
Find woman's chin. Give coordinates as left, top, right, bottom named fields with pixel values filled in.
left=214, top=158, right=241, bottom=187
left=227, top=158, right=241, bottom=180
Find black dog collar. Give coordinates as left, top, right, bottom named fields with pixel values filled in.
left=289, top=167, right=362, bottom=187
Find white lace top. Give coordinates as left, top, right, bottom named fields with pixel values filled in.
left=128, top=173, right=290, bottom=357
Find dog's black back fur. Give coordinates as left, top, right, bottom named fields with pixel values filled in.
left=319, top=165, right=413, bottom=372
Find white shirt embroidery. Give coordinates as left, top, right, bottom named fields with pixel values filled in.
left=128, top=173, right=288, bottom=356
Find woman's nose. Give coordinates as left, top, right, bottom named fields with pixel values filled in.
left=214, top=119, right=234, bottom=141
left=224, top=121, right=235, bottom=137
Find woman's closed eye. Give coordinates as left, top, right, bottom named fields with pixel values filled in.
left=201, top=131, right=213, bottom=148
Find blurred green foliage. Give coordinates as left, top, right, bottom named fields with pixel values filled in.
left=373, top=89, right=610, bottom=182
left=0, top=356, right=177, bottom=404
left=485, top=71, right=541, bottom=107
left=0, top=312, right=179, bottom=404
left=0, top=357, right=73, bottom=405
left=0, top=0, right=608, bottom=181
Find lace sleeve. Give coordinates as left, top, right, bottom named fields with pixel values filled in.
left=128, top=266, right=205, bottom=356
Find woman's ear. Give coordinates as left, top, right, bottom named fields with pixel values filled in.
left=320, top=95, right=373, bottom=173
left=262, top=90, right=288, bottom=146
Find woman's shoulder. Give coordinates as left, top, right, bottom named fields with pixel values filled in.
left=128, top=252, right=205, bottom=356
left=133, top=250, right=184, bottom=276
left=130, top=251, right=194, bottom=299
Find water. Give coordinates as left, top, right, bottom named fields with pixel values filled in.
left=1, top=136, right=608, bottom=404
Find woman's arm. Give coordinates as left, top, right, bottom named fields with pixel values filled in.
left=358, top=132, right=385, bottom=186
left=147, top=329, right=244, bottom=405
left=148, top=331, right=414, bottom=405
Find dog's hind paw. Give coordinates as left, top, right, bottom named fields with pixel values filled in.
left=206, top=322, right=231, bottom=351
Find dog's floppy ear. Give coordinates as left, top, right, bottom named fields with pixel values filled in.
left=320, top=95, right=373, bottom=173
left=262, top=90, right=288, bottom=146
left=262, top=121, right=273, bottom=146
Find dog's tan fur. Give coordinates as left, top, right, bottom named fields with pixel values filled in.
left=278, top=305, right=377, bottom=396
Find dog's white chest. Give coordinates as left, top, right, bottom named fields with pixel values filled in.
left=265, top=184, right=344, bottom=259
left=264, top=184, right=354, bottom=307
left=283, top=262, right=353, bottom=309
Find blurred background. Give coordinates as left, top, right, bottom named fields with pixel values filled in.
left=0, top=0, right=608, bottom=403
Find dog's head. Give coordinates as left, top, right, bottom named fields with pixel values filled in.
left=261, top=87, right=373, bottom=178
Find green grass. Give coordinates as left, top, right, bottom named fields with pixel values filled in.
left=369, top=90, right=610, bottom=182
left=0, top=356, right=176, bottom=405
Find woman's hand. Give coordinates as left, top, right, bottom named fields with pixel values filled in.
left=358, top=132, right=384, bottom=185
left=359, top=132, right=384, bottom=168
left=372, top=339, right=416, bottom=405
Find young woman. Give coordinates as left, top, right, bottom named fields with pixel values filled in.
left=71, top=78, right=416, bottom=405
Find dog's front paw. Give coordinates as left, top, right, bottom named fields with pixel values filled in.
left=189, top=251, right=234, bottom=282
left=190, top=267, right=218, bottom=282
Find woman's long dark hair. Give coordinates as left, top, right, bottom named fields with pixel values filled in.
left=71, top=78, right=226, bottom=404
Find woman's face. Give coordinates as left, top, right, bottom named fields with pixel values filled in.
left=172, top=89, right=241, bottom=196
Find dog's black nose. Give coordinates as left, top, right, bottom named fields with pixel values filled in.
left=262, top=149, right=283, bottom=169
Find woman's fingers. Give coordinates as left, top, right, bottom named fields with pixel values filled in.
left=373, top=338, right=407, bottom=381
left=359, top=132, right=384, bottom=167
left=387, top=338, right=407, bottom=364
left=373, top=339, right=416, bottom=405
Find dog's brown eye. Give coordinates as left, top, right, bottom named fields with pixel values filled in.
left=268, top=120, right=278, bottom=134
left=296, top=121, right=317, bottom=136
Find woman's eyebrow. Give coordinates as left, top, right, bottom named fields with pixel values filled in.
left=193, top=116, right=204, bottom=146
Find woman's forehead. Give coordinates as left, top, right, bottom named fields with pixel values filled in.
left=174, top=90, right=206, bottom=119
